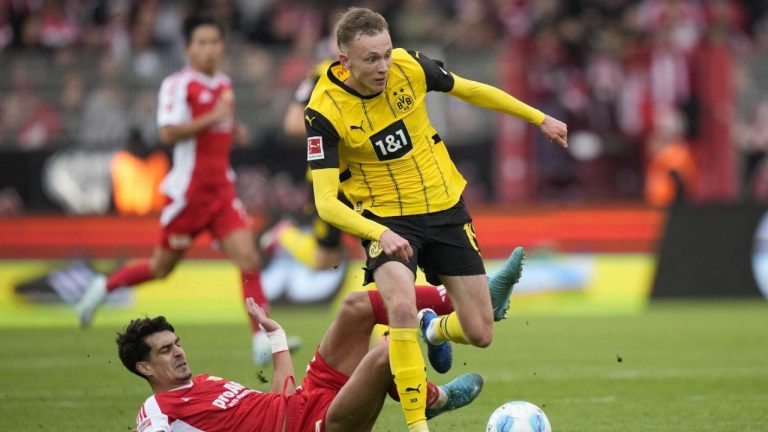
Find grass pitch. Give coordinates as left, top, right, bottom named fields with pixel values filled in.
left=0, top=300, right=766, bottom=431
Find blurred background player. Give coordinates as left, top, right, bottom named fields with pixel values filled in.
left=262, top=18, right=345, bottom=274
left=119, top=292, right=483, bottom=432
left=305, top=8, right=566, bottom=432
left=76, top=15, right=291, bottom=366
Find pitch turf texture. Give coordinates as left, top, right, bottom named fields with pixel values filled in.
left=1, top=301, right=766, bottom=431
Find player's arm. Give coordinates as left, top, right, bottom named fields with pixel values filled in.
left=305, top=108, right=388, bottom=241
left=306, top=108, right=413, bottom=260
left=408, top=50, right=567, bottom=148
left=448, top=75, right=567, bottom=147
left=156, top=78, right=233, bottom=146
left=245, top=298, right=295, bottom=394
left=136, top=407, right=171, bottom=432
left=284, top=76, right=317, bottom=139
left=283, top=102, right=307, bottom=139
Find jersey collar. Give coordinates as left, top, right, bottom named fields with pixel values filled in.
left=327, top=61, right=382, bottom=100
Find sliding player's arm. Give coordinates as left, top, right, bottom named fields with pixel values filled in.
left=245, top=298, right=295, bottom=394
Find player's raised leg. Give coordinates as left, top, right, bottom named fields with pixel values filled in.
left=76, top=246, right=184, bottom=328
left=423, top=247, right=527, bottom=349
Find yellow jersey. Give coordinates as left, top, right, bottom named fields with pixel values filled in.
left=306, top=48, right=466, bottom=218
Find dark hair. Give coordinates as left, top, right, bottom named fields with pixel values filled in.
left=182, top=15, right=225, bottom=44
left=336, top=7, right=388, bottom=49
left=116, top=316, right=175, bottom=379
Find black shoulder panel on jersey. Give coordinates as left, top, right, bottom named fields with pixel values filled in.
left=305, top=107, right=341, bottom=169
left=407, top=49, right=455, bottom=93
left=304, top=107, right=339, bottom=142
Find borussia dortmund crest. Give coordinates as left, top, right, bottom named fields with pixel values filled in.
left=368, top=241, right=383, bottom=258
left=391, top=87, right=414, bottom=113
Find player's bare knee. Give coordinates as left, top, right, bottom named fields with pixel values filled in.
left=235, top=251, right=260, bottom=271
left=150, top=261, right=174, bottom=279
left=340, top=292, right=373, bottom=323
left=465, top=326, right=493, bottom=348
left=369, top=344, right=390, bottom=371
left=387, top=299, right=417, bottom=326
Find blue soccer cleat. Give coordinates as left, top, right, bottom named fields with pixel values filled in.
left=488, top=247, right=526, bottom=321
left=426, top=373, right=484, bottom=419
left=418, top=308, right=452, bottom=374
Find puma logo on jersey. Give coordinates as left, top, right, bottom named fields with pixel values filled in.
left=404, top=384, right=422, bottom=394
left=350, top=120, right=365, bottom=132
left=305, top=115, right=316, bottom=126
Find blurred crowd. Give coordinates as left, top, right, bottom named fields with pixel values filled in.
left=1, top=0, right=768, bottom=212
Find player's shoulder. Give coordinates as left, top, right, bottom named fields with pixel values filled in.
left=392, top=48, right=429, bottom=75
left=392, top=47, right=414, bottom=63
left=214, top=72, right=232, bottom=87
left=159, top=68, right=195, bottom=91
left=306, top=63, right=346, bottom=118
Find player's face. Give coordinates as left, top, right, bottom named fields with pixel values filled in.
left=340, top=30, right=393, bottom=96
left=186, top=25, right=224, bottom=76
left=141, top=330, right=192, bottom=388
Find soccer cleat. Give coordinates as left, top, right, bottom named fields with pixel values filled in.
left=75, top=274, right=108, bottom=329
left=488, top=247, right=526, bottom=321
left=418, top=308, right=452, bottom=374
left=252, top=332, right=302, bottom=367
left=426, top=373, right=484, bottom=419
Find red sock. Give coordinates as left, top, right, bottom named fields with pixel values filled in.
left=367, top=285, right=454, bottom=326
left=242, top=269, right=268, bottom=333
left=106, top=261, right=153, bottom=292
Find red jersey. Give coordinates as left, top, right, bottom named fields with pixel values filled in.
left=157, top=67, right=236, bottom=226
left=135, top=374, right=285, bottom=432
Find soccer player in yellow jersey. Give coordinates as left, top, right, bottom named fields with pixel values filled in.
left=305, top=8, right=567, bottom=432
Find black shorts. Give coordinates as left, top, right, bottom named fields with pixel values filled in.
left=361, top=198, right=485, bottom=286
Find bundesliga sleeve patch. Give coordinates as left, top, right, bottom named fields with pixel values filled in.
left=307, top=136, right=325, bottom=161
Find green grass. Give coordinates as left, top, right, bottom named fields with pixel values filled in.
left=1, top=300, right=767, bottom=431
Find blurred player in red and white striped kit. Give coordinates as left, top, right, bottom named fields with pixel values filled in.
left=76, top=15, right=292, bottom=365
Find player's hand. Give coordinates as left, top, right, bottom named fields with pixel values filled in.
left=245, top=297, right=281, bottom=332
left=379, top=229, right=413, bottom=263
left=210, top=90, right=234, bottom=123
left=540, top=115, right=568, bottom=149
left=233, top=123, right=249, bottom=147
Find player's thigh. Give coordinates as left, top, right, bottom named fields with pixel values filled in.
left=440, top=273, right=493, bottom=339
left=324, top=346, right=389, bottom=432
left=317, top=292, right=374, bottom=376
left=420, top=221, right=486, bottom=286
left=372, top=261, right=418, bottom=326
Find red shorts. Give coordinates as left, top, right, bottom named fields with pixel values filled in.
left=284, top=350, right=350, bottom=432
left=159, top=191, right=249, bottom=250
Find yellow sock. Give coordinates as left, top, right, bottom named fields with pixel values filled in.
left=277, top=225, right=319, bottom=269
left=435, top=312, right=469, bottom=344
left=389, top=328, right=428, bottom=430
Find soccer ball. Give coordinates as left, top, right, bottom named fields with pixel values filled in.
left=486, top=401, right=552, bottom=432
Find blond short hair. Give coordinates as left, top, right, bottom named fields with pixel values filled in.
left=336, top=7, right=388, bottom=50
